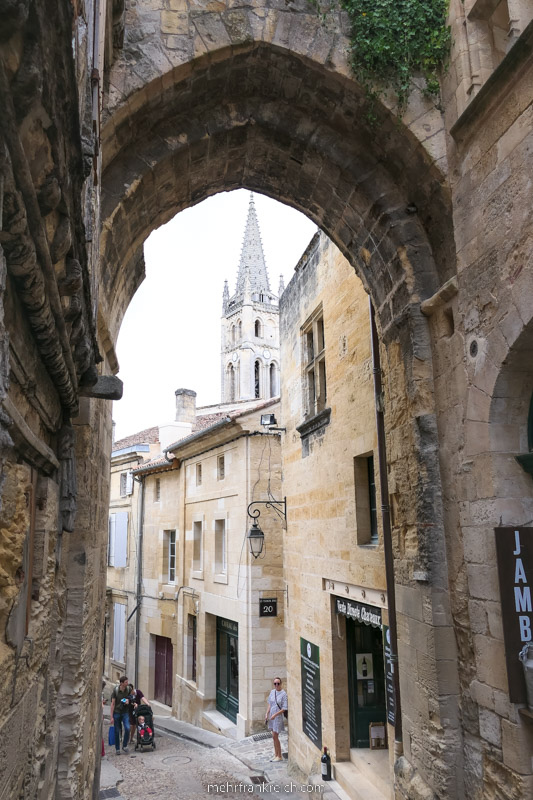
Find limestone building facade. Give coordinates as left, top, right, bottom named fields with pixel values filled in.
left=1, top=1, right=533, bottom=799
left=280, top=232, right=392, bottom=796
left=132, top=399, right=285, bottom=738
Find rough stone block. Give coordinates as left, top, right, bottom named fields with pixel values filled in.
left=501, top=719, right=533, bottom=775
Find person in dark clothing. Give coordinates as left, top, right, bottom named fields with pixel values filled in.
left=110, top=676, right=133, bottom=755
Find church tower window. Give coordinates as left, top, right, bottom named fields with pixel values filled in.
left=255, top=319, right=262, bottom=338
left=269, top=363, right=277, bottom=398
left=228, top=364, right=235, bottom=402
left=254, top=361, right=261, bottom=399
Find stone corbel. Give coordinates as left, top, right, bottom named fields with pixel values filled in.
left=420, top=276, right=459, bottom=316
left=78, top=375, right=123, bottom=400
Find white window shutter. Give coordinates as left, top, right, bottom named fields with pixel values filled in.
left=113, top=602, right=126, bottom=663
left=126, top=470, right=133, bottom=495
left=108, top=515, right=116, bottom=566
left=114, top=511, right=128, bottom=567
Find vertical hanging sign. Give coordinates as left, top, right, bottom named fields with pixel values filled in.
left=300, top=638, right=322, bottom=750
left=382, top=625, right=396, bottom=726
left=494, top=527, right=532, bottom=702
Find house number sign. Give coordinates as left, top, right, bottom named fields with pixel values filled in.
left=494, top=527, right=532, bottom=703
left=259, top=598, right=277, bottom=617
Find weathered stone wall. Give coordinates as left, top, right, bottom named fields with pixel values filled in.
left=0, top=1, right=109, bottom=798
left=425, top=11, right=533, bottom=800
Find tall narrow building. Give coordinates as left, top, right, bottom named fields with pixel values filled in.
left=221, top=194, right=280, bottom=402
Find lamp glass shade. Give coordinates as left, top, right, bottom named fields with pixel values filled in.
left=248, top=521, right=264, bottom=558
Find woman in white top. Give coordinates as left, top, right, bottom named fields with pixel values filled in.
left=265, top=676, right=288, bottom=762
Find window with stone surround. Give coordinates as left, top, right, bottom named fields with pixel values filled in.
left=193, top=520, right=203, bottom=573
left=463, top=0, right=528, bottom=102
left=186, top=614, right=197, bottom=682
left=119, top=470, right=133, bottom=497
left=154, top=478, right=161, bottom=502
left=255, top=319, right=262, bottom=337
left=354, top=454, right=379, bottom=545
left=164, top=529, right=176, bottom=583
left=215, top=518, right=227, bottom=576
left=217, top=455, right=225, bottom=481
left=254, top=360, right=261, bottom=399
left=196, top=462, right=202, bottom=486
left=302, top=308, right=326, bottom=418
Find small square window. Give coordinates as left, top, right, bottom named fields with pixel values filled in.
left=217, top=455, right=225, bottom=481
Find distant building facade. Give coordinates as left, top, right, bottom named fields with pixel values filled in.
left=133, top=399, right=285, bottom=738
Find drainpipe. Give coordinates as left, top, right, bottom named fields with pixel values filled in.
left=134, top=474, right=145, bottom=688
left=370, top=299, right=403, bottom=753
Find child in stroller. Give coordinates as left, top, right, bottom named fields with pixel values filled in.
left=133, top=704, right=156, bottom=750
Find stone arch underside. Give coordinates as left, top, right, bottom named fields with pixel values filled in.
left=100, top=45, right=454, bottom=345
left=99, top=42, right=460, bottom=797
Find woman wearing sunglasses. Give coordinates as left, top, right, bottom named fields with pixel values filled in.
left=265, top=677, right=288, bottom=761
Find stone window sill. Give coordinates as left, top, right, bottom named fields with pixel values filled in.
left=296, top=407, right=331, bottom=439
left=191, top=570, right=204, bottom=581
left=214, top=573, right=228, bottom=584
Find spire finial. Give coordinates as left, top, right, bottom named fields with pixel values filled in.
left=222, top=279, right=230, bottom=312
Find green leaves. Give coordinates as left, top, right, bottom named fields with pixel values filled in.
left=325, top=0, right=451, bottom=111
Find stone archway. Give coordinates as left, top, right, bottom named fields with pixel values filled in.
left=98, top=35, right=460, bottom=799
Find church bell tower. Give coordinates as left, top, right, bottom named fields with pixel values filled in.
left=221, top=194, right=282, bottom=403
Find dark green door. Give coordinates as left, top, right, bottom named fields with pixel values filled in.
left=347, top=618, right=386, bottom=747
left=216, top=617, right=239, bottom=722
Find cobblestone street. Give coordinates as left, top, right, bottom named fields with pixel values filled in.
left=100, top=717, right=344, bottom=800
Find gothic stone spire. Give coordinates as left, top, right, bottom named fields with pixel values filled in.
left=235, top=193, right=271, bottom=294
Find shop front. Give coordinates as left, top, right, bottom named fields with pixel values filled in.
left=335, top=597, right=387, bottom=748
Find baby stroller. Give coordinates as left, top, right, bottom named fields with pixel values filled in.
left=133, top=704, right=156, bottom=751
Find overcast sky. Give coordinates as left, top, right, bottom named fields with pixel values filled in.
left=112, top=190, right=317, bottom=440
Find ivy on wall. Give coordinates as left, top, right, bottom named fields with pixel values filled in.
left=314, top=0, right=451, bottom=110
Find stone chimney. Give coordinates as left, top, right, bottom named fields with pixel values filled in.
left=159, top=388, right=196, bottom=451
left=175, top=388, right=196, bottom=424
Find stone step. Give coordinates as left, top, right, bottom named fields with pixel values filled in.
left=348, top=748, right=392, bottom=799
left=334, top=756, right=392, bottom=800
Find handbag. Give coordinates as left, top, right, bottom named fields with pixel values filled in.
left=108, top=724, right=115, bottom=746
left=275, top=691, right=288, bottom=719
